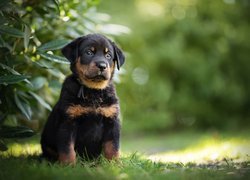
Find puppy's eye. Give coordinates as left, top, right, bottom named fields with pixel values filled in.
left=105, top=53, right=112, bottom=60
left=85, top=50, right=94, bottom=56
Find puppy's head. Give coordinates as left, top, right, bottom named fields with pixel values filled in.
left=61, top=34, right=125, bottom=89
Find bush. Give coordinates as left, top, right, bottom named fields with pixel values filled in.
left=0, top=0, right=128, bottom=149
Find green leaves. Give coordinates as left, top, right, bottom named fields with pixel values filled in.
left=0, top=25, right=24, bottom=38
left=0, top=126, right=35, bottom=139
left=0, top=0, right=106, bottom=144
left=39, top=52, right=69, bottom=64
left=24, top=25, right=31, bottom=49
left=0, top=74, right=30, bottom=85
left=29, top=91, right=52, bottom=111
left=0, top=0, right=11, bottom=9
left=37, top=39, right=69, bottom=51
left=14, top=93, right=32, bottom=120
left=37, top=39, right=70, bottom=64
left=0, top=63, right=32, bottom=85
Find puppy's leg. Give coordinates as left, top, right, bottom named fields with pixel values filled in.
left=103, top=119, right=120, bottom=160
left=57, top=121, right=77, bottom=164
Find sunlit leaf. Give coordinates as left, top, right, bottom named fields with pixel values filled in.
left=0, top=25, right=24, bottom=38
left=0, top=126, right=35, bottom=139
left=47, top=68, right=65, bottom=79
left=24, top=25, right=31, bottom=49
left=39, top=52, right=69, bottom=64
left=29, top=91, right=52, bottom=111
left=0, top=74, right=30, bottom=85
left=33, top=61, right=53, bottom=69
left=14, top=93, right=32, bottom=120
left=25, top=55, right=53, bottom=69
left=37, top=39, right=69, bottom=51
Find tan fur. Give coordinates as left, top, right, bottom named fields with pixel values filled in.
left=75, top=58, right=111, bottom=89
left=97, top=104, right=119, bottom=118
left=66, top=105, right=92, bottom=118
left=105, top=47, right=108, bottom=53
left=82, top=79, right=109, bottom=90
left=90, top=47, right=95, bottom=52
left=66, top=104, right=118, bottom=119
left=58, top=142, right=76, bottom=164
left=103, top=141, right=119, bottom=160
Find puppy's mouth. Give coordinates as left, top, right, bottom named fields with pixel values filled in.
left=85, top=73, right=108, bottom=82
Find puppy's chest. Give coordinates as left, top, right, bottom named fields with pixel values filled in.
left=66, top=96, right=119, bottom=120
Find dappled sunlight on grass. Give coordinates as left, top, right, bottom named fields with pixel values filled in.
left=0, top=143, right=41, bottom=157
left=1, top=131, right=250, bottom=168
left=149, top=137, right=250, bottom=164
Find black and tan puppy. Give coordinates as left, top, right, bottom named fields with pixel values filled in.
left=40, top=34, right=125, bottom=164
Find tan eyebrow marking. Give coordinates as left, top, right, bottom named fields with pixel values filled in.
left=90, top=47, right=95, bottom=52
left=105, top=47, right=109, bottom=53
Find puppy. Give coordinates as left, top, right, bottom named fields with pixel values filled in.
left=40, top=34, right=125, bottom=164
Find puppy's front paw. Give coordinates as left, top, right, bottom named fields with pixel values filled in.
left=58, top=151, right=76, bottom=165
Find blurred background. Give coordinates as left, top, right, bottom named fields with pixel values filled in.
left=99, top=0, right=250, bottom=133
left=0, top=0, right=250, bottom=157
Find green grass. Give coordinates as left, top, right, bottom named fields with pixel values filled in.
left=0, top=153, right=249, bottom=180
left=0, top=131, right=250, bottom=180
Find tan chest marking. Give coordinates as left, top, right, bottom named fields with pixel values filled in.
left=66, top=105, right=92, bottom=119
left=97, top=104, right=119, bottom=118
left=66, top=104, right=119, bottom=119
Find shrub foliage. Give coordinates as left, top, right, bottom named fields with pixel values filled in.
left=0, top=0, right=117, bottom=149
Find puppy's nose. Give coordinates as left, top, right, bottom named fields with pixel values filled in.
left=96, top=61, right=107, bottom=71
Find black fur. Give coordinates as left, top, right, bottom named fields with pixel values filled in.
left=40, top=34, right=124, bottom=162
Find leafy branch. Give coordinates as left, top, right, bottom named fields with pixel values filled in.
left=0, top=0, right=128, bottom=150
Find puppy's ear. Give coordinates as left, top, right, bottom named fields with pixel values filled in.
left=112, top=42, right=125, bottom=70
left=61, top=37, right=82, bottom=63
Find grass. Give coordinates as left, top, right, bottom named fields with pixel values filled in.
left=0, top=130, right=250, bottom=180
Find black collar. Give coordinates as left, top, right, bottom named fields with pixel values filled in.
left=75, top=78, right=85, bottom=99
left=77, top=85, right=85, bottom=99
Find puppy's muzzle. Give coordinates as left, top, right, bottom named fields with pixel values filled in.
left=96, top=61, right=107, bottom=72
left=84, top=61, right=110, bottom=82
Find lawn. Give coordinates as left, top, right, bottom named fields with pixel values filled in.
left=0, top=130, right=249, bottom=180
